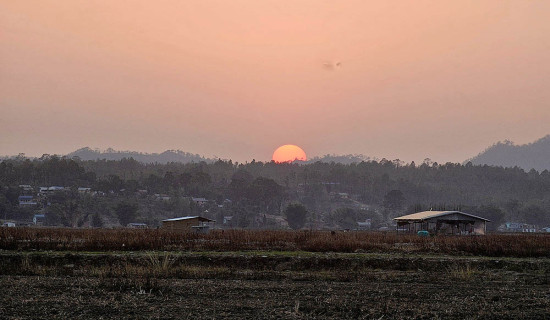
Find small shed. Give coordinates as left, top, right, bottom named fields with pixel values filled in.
left=161, top=216, right=215, bottom=233
left=33, top=214, right=46, bottom=226
left=394, top=211, right=489, bottom=235
left=357, top=219, right=372, bottom=230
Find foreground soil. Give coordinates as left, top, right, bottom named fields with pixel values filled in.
left=1, top=252, right=549, bottom=319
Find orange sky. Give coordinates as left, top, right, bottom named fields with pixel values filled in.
left=1, top=1, right=549, bottom=163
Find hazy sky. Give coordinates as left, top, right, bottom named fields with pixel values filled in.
left=1, top=1, right=549, bottom=163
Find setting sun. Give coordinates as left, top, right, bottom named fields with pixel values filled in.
left=272, top=145, right=307, bottom=163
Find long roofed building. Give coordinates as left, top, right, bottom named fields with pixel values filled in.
left=394, top=211, right=489, bottom=235
left=161, top=216, right=215, bottom=233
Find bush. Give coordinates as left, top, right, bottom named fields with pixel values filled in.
left=285, top=203, right=308, bottom=230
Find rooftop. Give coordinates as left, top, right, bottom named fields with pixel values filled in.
left=162, top=216, right=215, bottom=222
left=394, top=211, right=490, bottom=222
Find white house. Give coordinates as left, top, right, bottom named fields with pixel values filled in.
left=357, top=219, right=372, bottom=230
left=33, top=214, right=46, bottom=225
left=19, top=185, right=34, bottom=192
left=78, top=187, right=92, bottom=194
left=18, top=195, right=37, bottom=206
left=499, top=222, right=538, bottom=233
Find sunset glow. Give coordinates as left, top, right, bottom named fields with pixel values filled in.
left=272, top=145, right=307, bottom=163
left=1, top=1, right=549, bottom=163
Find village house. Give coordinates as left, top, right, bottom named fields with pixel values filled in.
left=161, top=216, right=215, bottom=233
left=18, top=195, right=37, bottom=206
left=223, top=216, right=233, bottom=225
left=394, top=211, right=490, bottom=235
left=18, top=185, right=34, bottom=193
left=154, top=194, right=171, bottom=201
left=192, top=197, right=208, bottom=206
left=356, top=219, right=372, bottom=230
left=78, top=187, right=92, bottom=194
left=499, top=222, right=538, bottom=233
left=39, top=186, right=66, bottom=195
left=127, top=222, right=147, bottom=229
left=33, top=214, right=46, bottom=225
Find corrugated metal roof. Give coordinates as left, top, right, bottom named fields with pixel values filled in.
left=162, top=216, right=215, bottom=222
left=162, top=216, right=199, bottom=221
left=394, top=211, right=490, bottom=222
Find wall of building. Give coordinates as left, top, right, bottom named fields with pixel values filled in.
left=473, top=220, right=486, bottom=235
left=161, top=218, right=200, bottom=233
left=398, top=216, right=487, bottom=235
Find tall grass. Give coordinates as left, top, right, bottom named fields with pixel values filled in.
left=1, top=227, right=549, bottom=257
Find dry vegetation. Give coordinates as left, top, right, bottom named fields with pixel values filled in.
left=2, top=274, right=548, bottom=319
left=1, top=250, right=549, bottom=319
left=1, top=227, right=550, bottom=257
left=2, top=228, right=550, bottom=318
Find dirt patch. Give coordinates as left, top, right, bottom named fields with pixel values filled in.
left=0, top=251, right=549, bottom=318
left=1, top=275, right=549, bottom=319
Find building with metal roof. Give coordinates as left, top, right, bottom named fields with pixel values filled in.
left=394, top=211, right=489, bottom=235
left=161, top=216, right=215, bottom=233
left=33, top=214, right=46, bottom=226
left=18, top=195, right=37, bottom=206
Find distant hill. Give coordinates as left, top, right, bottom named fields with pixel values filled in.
left=67, top=147, right=214, bottom=164
left=467, top=135, right=550, bottom=171
left=69, top=150, right=374, bottom=165
left=304, top=154, right=371, bottom=164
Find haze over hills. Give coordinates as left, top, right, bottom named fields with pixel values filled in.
left=467, top=135, right=550, bottom=172
left=61, top=148, right=373, bottom=165
left=4, top=135, right=550, bottom=171
left=304, top=154, right=371, bottom=164
left=66, top=147, right=213, bottom=164
left=63, top=148, right=373, bottom=165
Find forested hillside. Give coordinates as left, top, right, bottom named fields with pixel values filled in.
left=66, top=147, right=212, bottom=164
left=1, top=156, right=550, bottom=230
left=468, top=135, right=550, bottom=171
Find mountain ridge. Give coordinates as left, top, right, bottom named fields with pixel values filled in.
left=467, top=135, right=550, bottom=171
left=66, top=147, right=214, bottom=164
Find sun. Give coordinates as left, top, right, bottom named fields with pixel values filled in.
left=272, top=145, right=307, bottom=163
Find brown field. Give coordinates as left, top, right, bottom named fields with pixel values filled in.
left=1, top=228, right=549, bottom=319
left=1, top=228, right=550, bottom=257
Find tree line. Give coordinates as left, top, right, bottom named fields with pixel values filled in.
left=1, top=155, right=550, bottom=229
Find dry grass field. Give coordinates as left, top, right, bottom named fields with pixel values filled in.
left=2, top=228, right=550, bottom=257
left=1, top=228, right=549, bottom=319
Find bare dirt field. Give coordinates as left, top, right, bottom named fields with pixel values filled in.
left=1, top=251, right=549, bottom=319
